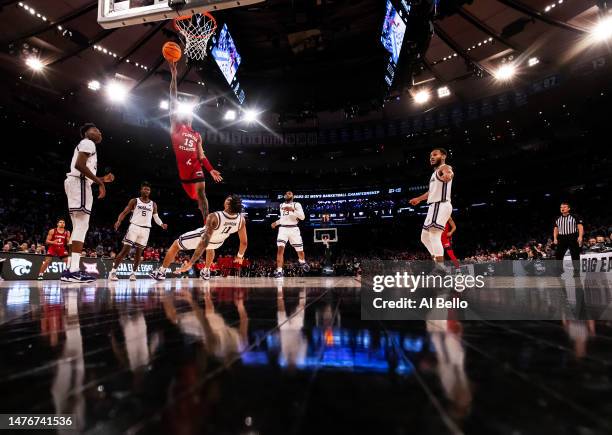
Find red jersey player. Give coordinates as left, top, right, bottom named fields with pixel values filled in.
left=168, top=61, right=222, bottom=222
left=441, top=216, right=460, bottom=268
left=38, top=218, right=71, bottom=280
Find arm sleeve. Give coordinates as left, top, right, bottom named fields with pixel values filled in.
left=200, top=156, right=214, bottom=173
left=153, top=214, right=164, bottom=227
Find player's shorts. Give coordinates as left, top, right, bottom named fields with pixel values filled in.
left=123, top=224, right=150, bottom=249
left=177, top=227, right=224, bottom=251
left=178, top=160, right=205, bottom=201
left=277, top=226, right=303, bottom=251
left=65, top=176, right=93, bottom=214
left=423, top=202, right=452, bottom=231
left=47, top=246, right=68, bottom=259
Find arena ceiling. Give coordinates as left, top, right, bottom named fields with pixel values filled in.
left=0, top=0, right=608, bottom=125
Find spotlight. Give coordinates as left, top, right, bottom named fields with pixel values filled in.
left=106, top=81, right=128, bottom=103
left=437, top=86, right=451, bottom=98
left=243, top=109, right=258, bottom=124
left=177, top=101, right=195, bottom=115
left=494, top=63, right=516, bottom=81
left=159, top=100, right=169, bottom=110
left=87, top=80, right=101, bottom=91
left=414, top=89, right=431, bottom=105
left=591, top=16, right=612, bottom=42
left=25, top=56, right=44, bottom=72
left=528, top=57, right=539, bottom=67
left=224, top=109, right=237, bottom=121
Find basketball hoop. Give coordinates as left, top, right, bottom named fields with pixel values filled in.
left=173, top=12, right=217, bottom=61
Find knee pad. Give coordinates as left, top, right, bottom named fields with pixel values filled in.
left=70, top=212, right=90, bottom=242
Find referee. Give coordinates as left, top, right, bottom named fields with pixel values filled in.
left=553, top=202, right=584, bottom=275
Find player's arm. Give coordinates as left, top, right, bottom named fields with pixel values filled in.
left=447, top=217, right=456, bottom=237
left=553, top=225, right=559, bottom=244
left=45, top=229, right=55, bottom=246
left=179, top=213, right=218, bottom=272
left=169, top=61, right=178, bottom=130
left=153, top=202, right=168, bottom=230
left=197, top=136, right=223, bottom=182
left=409, top=191, right=428, bottom=206
left=235, top=219, right=248, bottom=264
left=438, top=164, right=454, bottom=182
left=74, top=152, right=103, bottom=186
left=294, top=202, right=305, bottom=220
left=114, top=199, right=137, bottom=231
left=577, top=222, right=584, bottom=246
left=66, top=231, right=71, bottom=245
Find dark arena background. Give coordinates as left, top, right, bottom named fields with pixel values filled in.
left=1, top=0, right=612, bottom=434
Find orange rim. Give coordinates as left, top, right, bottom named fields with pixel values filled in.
left=173, top=11, right=217, bottom=39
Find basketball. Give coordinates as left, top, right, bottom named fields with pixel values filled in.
left=162, top=41, right=182, bottom=63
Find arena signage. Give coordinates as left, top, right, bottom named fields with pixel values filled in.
left=0, top=253, right=160, bottom=280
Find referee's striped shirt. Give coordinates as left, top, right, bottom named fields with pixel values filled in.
left=554, top=214, right=583, bottom=235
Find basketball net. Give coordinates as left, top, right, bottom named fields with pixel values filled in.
left=174, top=12, right=217, bottom=61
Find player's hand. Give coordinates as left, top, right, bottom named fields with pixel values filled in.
left=440, top=173, right=453, bottom=182
left=553, top=239, right=558, bottom=246
left=162, top=224, right=168, bottom=230
left=102, top=173, right=115, bottom=183
left=114, top=221, right=121, bottom=231
left=97, top=182, right=106, bottom=199
left=210, top=169, right=223, bottom=183
left=175, top=262, right=193, bottom=274
left=271, top=222, right=279, bottom=229
left=409, top=197, right=421, bottom=206
left=234, top=256, right=244, bottom=265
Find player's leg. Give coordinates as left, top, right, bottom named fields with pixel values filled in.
left=131, top=247, right=144, bottom=281
left=63, top=176, right=94, bottom=282
left=200, top=249, right=215, bottom=280
left=38, top=255, right=53, bottom=280
left=110, top=243, right=132, bottom=281
left=66, top=212, right=91, bottom=280
left=290, top=229, right=310, bottom=272
left=275, top=228, right=288, bottom=278
left=421, top=229, right=435, bottom=257
left=429, top=203, right=452, bottom=269
left=195, top=182, right=209, bottom=222
left=444, top=246, right=460, bottom=268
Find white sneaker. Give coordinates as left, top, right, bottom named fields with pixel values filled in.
left=129, top=273, right=137, bottom=281
left=109, top=271, right=118, bottom=281
left=200, top=268, right=211, bottom=280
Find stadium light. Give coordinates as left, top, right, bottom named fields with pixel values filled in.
left=25, top=56, right=44, bottom=72
left=159, top=100, right=169, bottom=110
left=224, top=109, right=237, bottom=121
left=88, top=80, right=101, bottom=91
left=243, top=109, right=259, bottom=124
left=437, top=86, right=451, bottom=98
left=414, top=89, right=431, bottom=105
left=527, top=57, right=540, bottom=67
left=177, top=101, right=195, bottom=115
left=106, top=81, right=128, bottom=103
left=591, top=16, right=612, bottom=42
left=494, top=63, right=517, bottom=81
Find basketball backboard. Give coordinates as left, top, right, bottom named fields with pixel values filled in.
left=314, top=228, right=338, bottom=244
left=98, top=0, right=264, bottom=29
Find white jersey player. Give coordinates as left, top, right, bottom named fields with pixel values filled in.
left=150, top=195, right=247, bottom=281
left=109, top=182, right=168, bottom=281
left=271, top=191, right=310, bottom=279
left=409, top=148, right=454, bottom=267
left=61, top=123, right=114, bottom=283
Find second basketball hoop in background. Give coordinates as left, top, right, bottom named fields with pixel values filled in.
left=162, top=41, right=182, bottom=63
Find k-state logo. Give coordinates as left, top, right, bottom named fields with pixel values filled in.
left=83, top=262, right=99, bottom=275
left=10, top=258, right=32, bottom=276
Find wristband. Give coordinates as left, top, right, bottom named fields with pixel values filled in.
left=237, top=253, right=244, bottom=259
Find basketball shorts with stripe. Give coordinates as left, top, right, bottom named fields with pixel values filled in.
left=423, top=202, right=452, bottom=231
